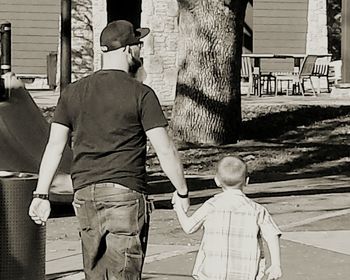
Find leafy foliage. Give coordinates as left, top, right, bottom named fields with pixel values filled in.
left=327, top=0, right=341, bottom=60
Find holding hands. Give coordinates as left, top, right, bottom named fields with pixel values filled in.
left=171, top=191, right=190, bottom=213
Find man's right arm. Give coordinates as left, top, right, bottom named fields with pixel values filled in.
left=28, top=123, right=70, bottom=225
left=146, top=127, right=189, bottom=211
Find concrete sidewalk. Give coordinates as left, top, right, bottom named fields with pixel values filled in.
left=45, top=174, right=350, bottom=280
left=46, top=228, right=350, bottom=280
left=28, top=90, right=350, bottom=279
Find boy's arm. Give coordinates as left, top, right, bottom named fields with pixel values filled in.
left=264, top=234, right=282, bottom=280
left=173, top=193, right=211, bottom=234
left=258, top=206, right=282, bottom=279
left=174, top=201, right=193, bottom=234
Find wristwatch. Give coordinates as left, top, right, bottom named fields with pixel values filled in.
left=32, top=191, right=49, bottom=200
left=177, top=191, right=189, bottom=198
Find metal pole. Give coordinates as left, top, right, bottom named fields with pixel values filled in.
left=342, top=0, right=350, bottom=83
left=0, top=22, right=11, bottom=101
left=0, top=22, right=11, bottom=75
left=60, top=0, right=71, bottom=91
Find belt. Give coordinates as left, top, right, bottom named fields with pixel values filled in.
left=96, top=182, right=130, bottom=190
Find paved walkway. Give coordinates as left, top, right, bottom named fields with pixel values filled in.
left=29, top=90, right=59, bottom=108
left=45, top=228, right=350, bottom=280
left=44, top=174, right=350, bottom=280
left=27, top=90, right=350, bottom=279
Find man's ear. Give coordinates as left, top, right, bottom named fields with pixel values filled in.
left=214, top=176, right=221, bottom=187
left=123, top=45, right=130, bottom=53
left=125, top=46, right=133, bottom=63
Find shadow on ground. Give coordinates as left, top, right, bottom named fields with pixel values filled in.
left=241, top=105, right=350, bottom=140
left=51, top=104, right=350, bottom=215
left=148, top=172, right=350, bottom=209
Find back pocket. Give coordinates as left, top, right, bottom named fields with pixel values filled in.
left=100, top=199, right=140, bottom=235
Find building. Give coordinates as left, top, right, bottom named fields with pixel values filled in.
left=0, top=0, right=60, bottom=76
left=0, top=0, right=327, bottom=103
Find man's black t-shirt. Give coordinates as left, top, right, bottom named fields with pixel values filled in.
left=53, top=70, right=168, bottom=193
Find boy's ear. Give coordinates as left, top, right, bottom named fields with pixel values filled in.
left=214, top=176, right=221, bottom=187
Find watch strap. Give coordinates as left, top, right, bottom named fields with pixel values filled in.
left=33, top=192, right=49, bottom=200
left=177, top=191, right=189, bottom=198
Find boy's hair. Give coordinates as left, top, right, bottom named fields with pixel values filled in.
left=216, top=156, right=247, bottom=187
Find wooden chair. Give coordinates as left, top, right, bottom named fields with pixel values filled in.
left=312, top=56, right=331, bottom=93
left=241, top=56, right=253, bottom=96
left=274, top=55, right=318, bottom=96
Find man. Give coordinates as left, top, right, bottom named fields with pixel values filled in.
left=29, top=20, right=189, bottom=280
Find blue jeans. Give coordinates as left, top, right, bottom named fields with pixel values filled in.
left=73, top=183, right=151, bottom=280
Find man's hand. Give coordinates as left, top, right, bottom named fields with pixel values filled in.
left=28, top=198, right=51, bottom=226
left=265, top=265, right=282, bottom=280
left=2, top=72, right=24, bottom=89
left=172, top=191, right=190, bottom=213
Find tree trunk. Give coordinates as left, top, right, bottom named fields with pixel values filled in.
left=171, top=0, right=248, bottom=145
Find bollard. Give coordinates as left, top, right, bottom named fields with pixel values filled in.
left=0, top=21, right=11, bottom=75
left=0, top=77, right=5, bottom=101
left=0, top=21, right=11, bottom=101
left=0, top=172, right=46, bottom=280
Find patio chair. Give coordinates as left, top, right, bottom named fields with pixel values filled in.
left=274, top=55, right=318, bottom=96
left=328, top=60, right=342, bottom=86
left=241, top=56, right=253, bottom=96
left=241, top=56, right=275, bottom=97
left=312, top=56, right=331, bottom=93
left=260, top=72, right=276, bottom=96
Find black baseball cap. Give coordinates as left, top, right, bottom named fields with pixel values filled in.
left=100, top=20, right=150, bottom=52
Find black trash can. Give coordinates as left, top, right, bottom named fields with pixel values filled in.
left=0, top=172, right=46, bottom=280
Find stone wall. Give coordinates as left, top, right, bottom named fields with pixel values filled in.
left=141, top=0, right=179, bottom=105
left=71, top=0, right=94, bottom=81
left=71, top=0, right=179, bottom=105
left=306, top=0, right=328, bottom=54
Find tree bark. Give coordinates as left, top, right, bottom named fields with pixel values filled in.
left=171, top=0, right=248, bottom=145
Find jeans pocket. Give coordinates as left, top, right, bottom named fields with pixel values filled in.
left=102, top=199, right=140, bottom=235
left=73, top=198, right=91, bottom=231
left=124, top=236, right=143, bottom=279
left=124, top=252, right=143, bottom=279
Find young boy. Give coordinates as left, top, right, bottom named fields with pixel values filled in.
left=172, top=156, right=282, bottom=280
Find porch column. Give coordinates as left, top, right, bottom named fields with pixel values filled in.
left=92, top=0, right=107, bottom=71
left=342, top=0, right=350, bottom=83
left=306, top=0, right=327, bottom=54
left=61, top=0, right=72, bottom=91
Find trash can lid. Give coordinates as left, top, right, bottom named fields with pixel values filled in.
left=0, top=170, right=16, bottom=177
left=0, top=170, right=36, bottom=178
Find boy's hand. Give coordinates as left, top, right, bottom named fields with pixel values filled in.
left=265, top=265, right=282, bottom=280
left=171, top=192, right=180, bottom=210
left=171, top=191, right=189, bottom=212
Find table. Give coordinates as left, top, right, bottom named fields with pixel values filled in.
left=242, top=53, right=332, bottom=96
